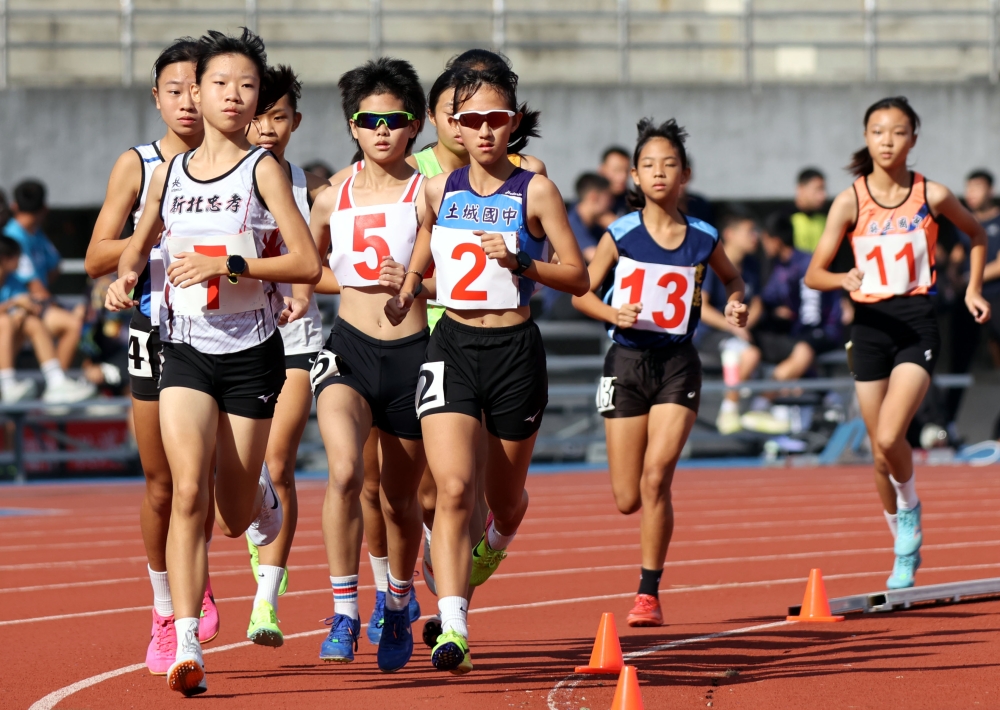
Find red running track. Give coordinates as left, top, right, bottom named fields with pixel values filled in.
left=3, top=465, right=1000, bottom=709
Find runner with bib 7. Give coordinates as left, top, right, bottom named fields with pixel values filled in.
left=572, top=118, right=747, bottom=627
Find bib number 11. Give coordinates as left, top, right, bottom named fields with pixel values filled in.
left=853, top=231, right=930, bottom=296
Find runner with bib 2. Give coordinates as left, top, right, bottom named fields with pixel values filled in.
left=806, top=96, right=991, bottom=591
left=307, top=57, right=430, bottom=674
left=386, top=52, right=588, bottom=675
left=572, top=118, right=747, bottom=628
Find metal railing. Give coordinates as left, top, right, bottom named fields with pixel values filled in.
left=1, top=1, right=999, bottom=89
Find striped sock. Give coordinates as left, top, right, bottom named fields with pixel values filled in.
left=386, top=573, right=412, bottom=612
left=330, top=575, right=359, bottom=619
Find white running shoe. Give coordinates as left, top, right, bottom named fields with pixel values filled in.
left=1, top=378, right=36, bottom=403
left=246, top=463, right=282, bottom=546
left=42, top=378, right=96, bottom=404
left=167, top=623, right=207, bottom=697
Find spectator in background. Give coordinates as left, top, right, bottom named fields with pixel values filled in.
left=0, top=235, right=94, bottom=403
left=302, top=160, right=334, bottom=181
left=597, top=145, right=631, bottom=227
left=741, top=213, right=843, bottom=434
left=680, top=159, right=716, bottom=227
left=0, top=189, right=10, bottom=228
left=789, top=167, right=828, bottom=253
left=568, top=173, right=612, bottom=263
left=4, top=179, right=85, bottom=370
left=698, top=211, right=764, bottom=434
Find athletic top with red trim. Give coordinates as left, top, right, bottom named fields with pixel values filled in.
left=327, top=169, right=423, bottom=288
left=158, top=146, right=284, bottom=354
left=848, top=172, right=939, bottom=304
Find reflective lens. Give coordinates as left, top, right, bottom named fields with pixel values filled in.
left=454, top=110, right=516, bottom=130
left=351, top=111, right=414, bottom=130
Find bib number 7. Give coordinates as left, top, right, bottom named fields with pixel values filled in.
left=610, top=257, right=696, bottom=333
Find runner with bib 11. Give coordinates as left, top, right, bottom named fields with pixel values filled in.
left=386, top=52, right=589, bottom=674
left=572, top=118, right=748, bottom=628
left=806, top=96, right=990, bottom=590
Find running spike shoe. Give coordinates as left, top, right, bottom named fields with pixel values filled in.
left=431, top=629, right=473, bottom=674
left=168, top=623, right=206, bottom=697
left=887, top=552, right=922, bottom=589
left=198, top=583, right=220, bottom=644
left=377, top=606, right=414, bottom=672
left=894, top=502, right=923, bottom=557
left=146, top=609, right=176, bottom=675
left=247, top=535, right=288, bottom=595
left=319, top=614, right=360, bottom=663
left=367, top=590, right=386, bottom=645
left=247, top=600, right=283, bottom=648
left=422, top=615, right=442, bottom=648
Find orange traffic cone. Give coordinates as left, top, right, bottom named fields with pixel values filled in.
left=786, top=568, right=845, bottom=622
left=610, top=665, right=644, bottom=710
left=574, top=612, right=624, bottom=674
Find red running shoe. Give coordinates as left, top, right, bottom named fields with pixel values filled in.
left=626, top=593, right=663, bottom=627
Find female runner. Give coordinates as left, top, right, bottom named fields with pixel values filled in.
left=84, top=39, right=220, bottom=674
left=388, top=53, right=589, bottom=673
left=244, top=64, right=330, bottom=646
left=572, top=119, right=747, bottom=626
left=106, top=29, right=321, bottom=696
left=805, top=96, right=990, bottom=588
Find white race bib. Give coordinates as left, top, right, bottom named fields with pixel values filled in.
left=610, top=256, right=696, bottom=334
left=164, top=231, right=265, bottom=316
left=126, top=327, right=152, bottom=378
left=853, top=231, right=931, bottom=296
left=149, top=245, right=164, bottom=327
left=329, top=202, right=417, bottom=288
left=431, top=226, right=519, bottom=310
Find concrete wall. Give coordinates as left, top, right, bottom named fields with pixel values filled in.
left=1, top=83, right=998, bottom=207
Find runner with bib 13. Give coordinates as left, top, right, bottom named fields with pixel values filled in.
left=805, top=96, right=990, bottom=590
left=572, top=118, right=747, bottom=627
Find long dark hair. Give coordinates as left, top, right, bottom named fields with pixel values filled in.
left=847, top=96, right=921, bottom=177
left=150, top=38, right=199, bottom=95
left=626, top=118, right=689, bottom=211
left=441, top=49, right=540, bottom=154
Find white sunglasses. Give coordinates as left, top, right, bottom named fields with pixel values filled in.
left=452, top=110, right=517, bottom=129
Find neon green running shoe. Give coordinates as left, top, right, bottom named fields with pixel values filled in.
left=431, top=630, right=473, bottom=674
left=247, top=600, right=283, bottom=647
left=246, top=535, right=288, bottom=595
left=470, top=514, right=507, bottom=587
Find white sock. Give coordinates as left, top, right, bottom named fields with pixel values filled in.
left=720, top=398, right=738, bottom=415
left=174, top=617, right=201, bottom=659
left=40, top=359, right=66, bottom=388
left=439, top=595, right=468, bottom=638
left=487, top=519, right=516, bottom=551
left=386, top=572, right=412, bottom=612
left=423, top=523, right=433, bottom=546
left=884, top=510, right=898, bottom=539
left=148, top=565, right=173, bottom=616
left=890, top=473, right=919, bottom=511
left=369, top=554, right=389, bottom=593
left=0, top=368, right=16, bottom=392
left=254, top=564, right=284, bottom=611
left=330, top=575, right=359, bottom=619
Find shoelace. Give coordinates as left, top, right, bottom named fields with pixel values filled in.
left=634, top=596, right=658, bottom=612
left=321, top=615, right=359, bottom=651
left=154, top=618, right=176, bottom=653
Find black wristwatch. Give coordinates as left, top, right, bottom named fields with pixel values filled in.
left=226, top=254, right=247, bottom=285
left=512, top=250, right=533, bottom=276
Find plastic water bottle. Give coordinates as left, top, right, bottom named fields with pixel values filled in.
left=720, top=337, right=748, bottom=387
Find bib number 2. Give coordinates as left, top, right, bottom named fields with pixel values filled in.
left=415, top=361, right=445, bottom=416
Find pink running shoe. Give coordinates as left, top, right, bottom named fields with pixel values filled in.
left=198, top=578, right=220, bottom=644
left=146, top=609, right=177, bottom=675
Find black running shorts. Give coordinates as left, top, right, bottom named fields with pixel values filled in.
left=417, top=316, right=547, bottom=441
left=312, top=318, right=428, bottom=440
left=159, top=333, right=286, bottom=419
left=598, top=340, right=702, bottom=418
left=850, top=296, right=940, bottom=382
left=127, top=311, right=162, bottom=402
left=285, top=352, right=318, bottom=372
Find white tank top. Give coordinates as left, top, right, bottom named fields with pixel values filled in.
left=158, top=146, right=284, bottom=354
left=270, top=162, right=324, bottom=355
left=131, top=141, right=163, bottom=227
left=130, top=141, right=167, bottom=324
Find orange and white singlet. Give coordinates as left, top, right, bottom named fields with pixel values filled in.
left=848, top=172, right=939, bottom=303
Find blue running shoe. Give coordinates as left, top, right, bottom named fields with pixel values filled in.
left=408, top=588, right=421, bottom=622
left=895, top=502, right=922, bottom=556
left=887, top=552, right=922, bottom=589
left=319, top=614, right=360, bottom=663
left=377, top=606, right=414, bottom=673
left=367, top=591, right=386, bottom=645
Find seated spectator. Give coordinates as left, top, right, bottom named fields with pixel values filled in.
left=597, top=146, right=631, bottom=228
left=79, top=274, right=129, bottom=397
left=740, top=213, right=843, bottom=434
left=568, top=173, right=612, bottom=263
left=789, top=167, right=828, bottom=253
left=303, top=160, right=334, bottom=181
left=0, top=236, right=94, bottom=403
left=4, top=179, right=85, bottom=370
left=698, top=211, right=764, bottom=434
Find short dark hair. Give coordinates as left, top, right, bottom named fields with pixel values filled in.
left=765, top=211, right=795, bottom=248
left=0, top=235, right=22, bottom=261
left=196, top=28, right=270, bottom=114
left=339, top=57, right=426, bottom=152
left=302, top=161, right=333, bottom=180
left=13, top=180, right=46, bottom=213
left=797, top=167, right=825, bottom=185
left=152, top=38, right=199, bottom=89
left=626, top=118, right=689, bottom=211
left=259, top=64, right=302, bottom=114
left=718, top=209, right=756, bottom=235
left=967, top=169, right=995, bottom=188
left=602, top=146, right=630, bottom=163
left=575, top=172, right=610, bottom=200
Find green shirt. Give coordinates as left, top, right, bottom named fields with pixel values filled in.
left=413, top=147, right=443, bottom=178
left=791, top=211, right=826, bottom=253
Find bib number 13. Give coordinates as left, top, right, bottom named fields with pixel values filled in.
left=610, top=257, right=696, bottom=334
